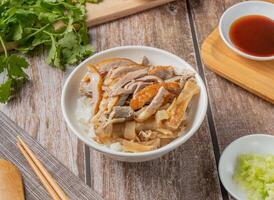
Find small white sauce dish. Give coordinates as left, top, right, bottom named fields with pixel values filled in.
left=219, top=1, right=274, bottom=61
left=219, top=134, right=274, bottom=199
left=61, top=46, right=208, bottom=162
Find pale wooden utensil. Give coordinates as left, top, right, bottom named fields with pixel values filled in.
left=17, top=136, right=69, bottom=200
left=0, top=160, right=25, bottom=200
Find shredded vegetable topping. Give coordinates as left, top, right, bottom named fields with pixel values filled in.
left=233, top=154, right=274, bottom=200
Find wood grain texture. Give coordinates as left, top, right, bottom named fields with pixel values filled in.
left=0, top=112, right=104, bottom=200
left=189, top=0, right=274, bottom=199
left=0, top=49, right=87, bottom=182
left=190, top=0, right=274, bottom=146
left=201, top=28, right=274, bottom=104
left=88, top=1, right=222, bottom=200
left=86, top=0, right=175, bottom=26
left=1, top=0, right=273, bottom=199
left=0, top=160, right=25, bottom=200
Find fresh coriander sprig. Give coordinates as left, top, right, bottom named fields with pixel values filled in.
left=0, top=0, right=99, bottom=103
left=0, top=35, right=29, bottom=103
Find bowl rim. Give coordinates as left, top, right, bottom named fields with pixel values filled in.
left=218, top=133, right=274, bottom=200
left=61, top=45, right=208, bottom=157
left=219, top=1, right=274, bottom=61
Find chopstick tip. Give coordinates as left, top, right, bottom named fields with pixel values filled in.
left=17, top=136, right=24, bottom=144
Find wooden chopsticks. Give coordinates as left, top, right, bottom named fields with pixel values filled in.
left=16, top=136, right=69, bottom=200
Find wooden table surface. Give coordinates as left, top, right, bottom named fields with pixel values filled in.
left=1, top=0, right=274, bottom=199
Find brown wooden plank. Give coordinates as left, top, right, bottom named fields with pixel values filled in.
left=189, top=0, right=274, bottom=199
left=0, top=49, right=87, bottom=182
left=88, top=1, right=222, bottom=199
left=0, top=111, right=104, bottom=200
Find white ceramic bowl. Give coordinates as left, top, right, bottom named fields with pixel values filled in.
left=219, top=134, right=274, bottom=199
left=219, top=1, right=274, bottom=61
left=61, top=46, right=208, bottom=162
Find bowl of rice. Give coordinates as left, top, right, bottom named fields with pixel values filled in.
left=61, top=46, right=208, bottom=162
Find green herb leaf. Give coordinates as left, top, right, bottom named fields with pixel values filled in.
left=0, top=79, right=12, bottom=103
left=0, top=0, right=98, bottom=103
left=58, top=31, right=93, bottom=65
left=47, top=35, right=62, bottom=69
left=0, top=55, right=7, bottom=73
left=7, top=55, right=28, bottom=78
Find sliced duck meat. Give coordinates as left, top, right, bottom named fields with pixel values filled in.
left=97, top=92, right=109, bottom=112
left=165, top=71, right=195, bottom=88
left=130, top=82, right=181, bottom=110
left=79, top=77, right=93, bottom=97
left=141, top=56, right=150, bottom=66
left=137, top=75, right=163, bottom=83
left=123, top=80, right=136, bottom=89
left=165, top=76, right=183, bottom=83
left=91, top=110, right=108, bottom=128
left=114, top=88, right=135, bottom=96
left=107, top=96, right=120, bottom=113
left=179, top=70, right=195, bottom=88
left=102, top=85, right=109, bottom=92
left=104, top=64, right=145, bottom=86
left=148, top=66, right=174, bottom=80
left=165, top=78, right=200, bottom=130
left=138, top=130, right=158, bottom=142
left=109, top=106, right=134, bottom=120
left=110, top=64, right=147, bottom=79
left=124, top=121, right=136, bottom=140
left=114, top=81, right=137, bottom=96
left=95, top=58, right=136, bottom=75
left=80, top=56, right=201, bottom=152
left=125, top=81, right=152, bottom=94
left=124, top=80, right=150, bottom=90
left=164, top=83, right=181, bottom=94
left=133, top=82, right=152, bottom=96
left=96, top=118, right=126, bottom=132
left=103, top=72, right=118, bottom=86
left=135, top=87, right=170, bottom=122
left=85, top=65, right=103, bottom=116
left=116, top=94, right=129, bottom=106
left=106, top=118, right=126, bottom=125
left=114, top=81, right=152, bottom=97
left=110, top=68, right=148, bottom=96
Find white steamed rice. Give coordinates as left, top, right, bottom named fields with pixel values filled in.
left=76, top=96, right=123, bottom=152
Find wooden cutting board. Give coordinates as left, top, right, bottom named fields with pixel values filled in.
left=201, top=28, right=274, bottom=104
left=86, top=0, right=175, bottom=26
left=0, top=160, right=25, bottom=200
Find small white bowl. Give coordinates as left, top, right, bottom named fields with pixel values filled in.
left=61, top=46, right=208, bottom=162
left=219, top=134, right=274, bottom=200
left=219, top=1, right=274, bottom=61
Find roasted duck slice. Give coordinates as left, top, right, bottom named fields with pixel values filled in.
left=130, top=82, right=181, bottom=110
left=148, top=66, right=174, bottom=79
